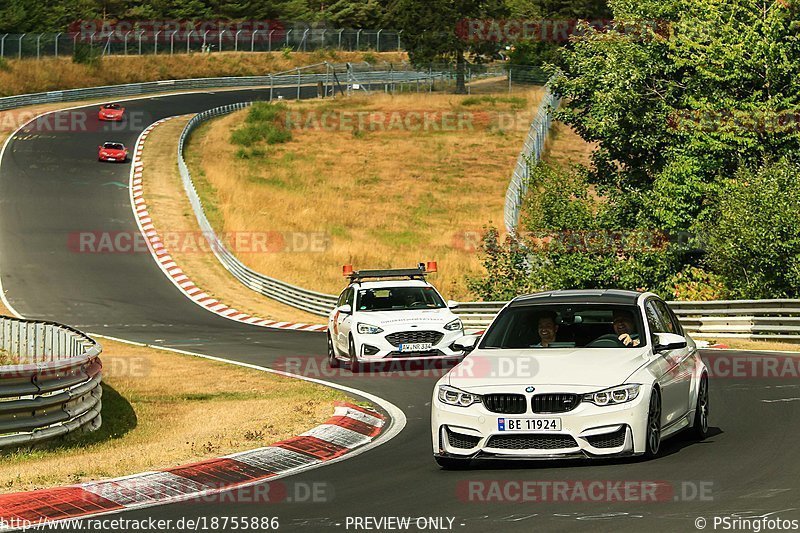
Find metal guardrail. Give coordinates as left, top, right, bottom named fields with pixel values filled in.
left=175, top=66, right=452, bottom=316
left=0, top=62, right=443, bottom=112
left=165, top=69, right=800, bottom=341
left=0, top=317, right=102, bottom=448
left=503, top=77, right=561, bottom=233
left=178, top=103, right=338, bottom=315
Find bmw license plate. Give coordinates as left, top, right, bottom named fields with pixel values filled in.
left=398, top=342, right=433, bottom=352
left=498, top=418, right=562, bottom=432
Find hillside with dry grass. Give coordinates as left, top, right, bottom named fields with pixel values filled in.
left=185, top=87, right=543, bottom=300
left=0, top=51, right=406, bottom=97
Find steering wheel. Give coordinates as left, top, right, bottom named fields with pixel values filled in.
left=586, top=334, right=626, bottom=348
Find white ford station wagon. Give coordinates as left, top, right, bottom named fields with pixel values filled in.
left=327, top=264, right=466, bottom=371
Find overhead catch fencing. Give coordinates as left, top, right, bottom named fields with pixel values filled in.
left=504, top=75, right=561, bottom=233
left=0, top=29, right=404, bottom=59
left=0, top=317, right=102, bottom=448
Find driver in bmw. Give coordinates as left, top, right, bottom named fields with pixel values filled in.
left=612, top=310, right=641, bottom=347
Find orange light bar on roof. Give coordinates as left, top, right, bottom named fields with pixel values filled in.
left=343, top=265, right=354, bottom=277
left=426, top=261, right=438, bottom=273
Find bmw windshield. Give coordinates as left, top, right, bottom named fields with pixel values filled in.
left=480, top=304, right=648, bottom=349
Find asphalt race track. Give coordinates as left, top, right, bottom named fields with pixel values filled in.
left=1, top=89, right=799, bottom=533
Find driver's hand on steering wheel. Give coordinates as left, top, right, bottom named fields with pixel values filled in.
left=619, top=334, right=641, bottom=347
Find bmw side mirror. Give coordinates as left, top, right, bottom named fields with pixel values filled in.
left=447, top=300, right=460, bottom=310
left=338, top=304, right=352, bottom=315
left=453, top=335, right=479, bottom=354
left=654, top=333, right=687, bottom=353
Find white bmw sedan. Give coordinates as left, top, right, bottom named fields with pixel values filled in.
left=431, top=290, right=709, bottom=468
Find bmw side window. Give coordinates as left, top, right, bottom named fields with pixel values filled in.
left=654, top=300, right=680, bottom=335
left=645, top=302, right=667, bottom=342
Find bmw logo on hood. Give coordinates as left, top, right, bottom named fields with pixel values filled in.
left=525, top=386, right=535, bottom=393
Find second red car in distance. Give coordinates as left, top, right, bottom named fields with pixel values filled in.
left=98, top=142, right=128, bottom=162
left=98, top=103, right=125, bottom=121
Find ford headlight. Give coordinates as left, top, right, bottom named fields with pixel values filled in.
left=583, top=384, right=641, bottom=406
left=438, top=385, right=481, bottom=407
left=444, top=318, right=463, bottom=331
left=357, top=323, right=383, bottom=334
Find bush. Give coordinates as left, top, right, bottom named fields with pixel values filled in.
left=669, top=267, right=727, bottom=301
left=72, top=43, right=102, bottom=67
left=700, top=159, right=800, bottom=299
left=468, top=163, right=688, bottom=301
left=230, top=103, right=292, bottom=148
left=0, top=57, right=10, bottom=72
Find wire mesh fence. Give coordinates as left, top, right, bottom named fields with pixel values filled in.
left=0, top=30, right=406, bottom=59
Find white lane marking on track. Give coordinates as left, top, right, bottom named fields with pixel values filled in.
left=60, top=332, right=408, bottom=524
left=761, top=397, right=800, bottom=403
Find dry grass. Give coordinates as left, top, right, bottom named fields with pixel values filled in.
left=0, top=349, right=19, bottom=365
left=186, top=88, right=544, bottom=300
left=0, top=337, right=346, bottom=493
left=0, top=51, right=407, bottom=97
left=707, top=339, right=800, bottom=353
left=142, top=116, right=324, bottom=324
left=543, top=121, right=597, bottom=168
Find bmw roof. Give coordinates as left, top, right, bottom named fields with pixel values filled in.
left=509, top=289, right=645, bottom=307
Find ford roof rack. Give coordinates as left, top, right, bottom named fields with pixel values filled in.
left=343, top=262, right=437, bottom=283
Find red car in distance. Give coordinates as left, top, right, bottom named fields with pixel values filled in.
left=98, top=103, right=125, bottom=121
left=98, top=142, right=128, bottom=163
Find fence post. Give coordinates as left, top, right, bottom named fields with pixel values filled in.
left=18, top=34, right=25, bottom=59
left=235, top=30, right=242, bottom=52
left=286, top=29, right=292, bottom=48
left=302, top=29, right=309, bottom=51
left=356, top=29, right=362, bottom=51
left=170, top=30, right=177, bottom=54
left=35, top=34, right=42, bottom=60
left=0, top=34, right=6, bottom=58
left=219, top=30, right=225, bottom=52
left=251, top=30, right=257, bottom=52
left=338, top=29, right=344, bottom=49
left=376, top=29, right=382, bottom=52
left=269, top=29, right=275, bottom=52
left=187, top=30, right=193, bottom=53
left=320, top=29, right=326, bottom=49
left=296, top=67, right=301, bottom=100
left=398, top=30, right=402, bottom=51
left=154, top=30, right=161, bottom=54
left=124, top=31, right=131, bottom=55
left=54, top=32, right=61, bottom=57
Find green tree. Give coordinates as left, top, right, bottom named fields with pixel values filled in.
left=387, top=0, right=508, bottom=93
left=324, top=0, right=386, bottom=28
left=701, top=158, right=800, bottom=299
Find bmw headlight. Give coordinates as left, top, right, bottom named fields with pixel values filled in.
left=444, top=318, right=463, bottom=331
left=583, top=384, right=641, bottom=406
left=357, top=323, right=384, bottom=334
left=438, top=385, right=481, bottom=407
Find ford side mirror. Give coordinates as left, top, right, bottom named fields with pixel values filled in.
left=338, top=304, right=352, bottom=315
left=447, top=300, right=460, bottom=310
